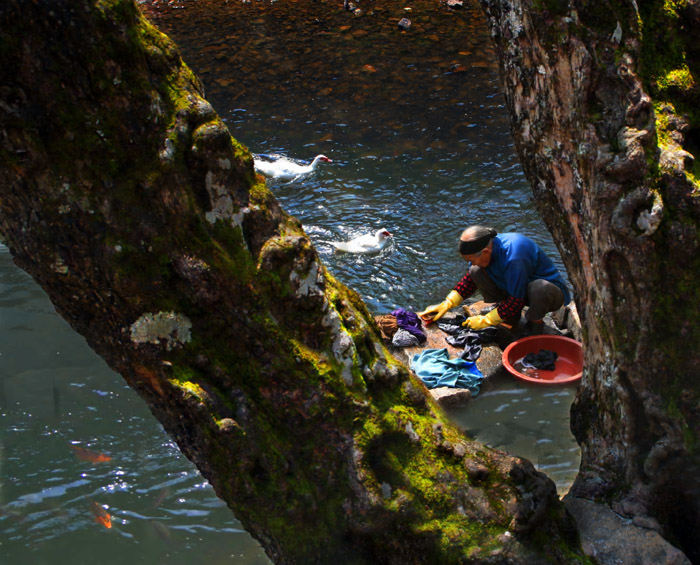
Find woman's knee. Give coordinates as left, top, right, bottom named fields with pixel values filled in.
left=527, top=280, right=564, bottom=313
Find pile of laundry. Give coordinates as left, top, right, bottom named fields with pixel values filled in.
left=374, top=308, right=427, bottom=348
left=521, top=349, right=558, bottom=371
left=434, top=314, right=499, bottom=363
left=374, top=310, right=506, bottom=396
left=407, top=314, right=500, bottom=396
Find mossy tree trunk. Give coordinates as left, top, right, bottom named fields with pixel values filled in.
left=0, top=1, right=586, bottom=563
left=477, top=0, right=700, bottom=558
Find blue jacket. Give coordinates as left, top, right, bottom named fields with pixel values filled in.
left=487, top=233, right=571, bottom=304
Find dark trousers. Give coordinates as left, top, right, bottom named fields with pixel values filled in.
left=469, top=266, right=565, bottom=321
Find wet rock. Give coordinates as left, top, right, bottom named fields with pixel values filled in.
left=660, top=147, right=695, bottom=173
left=460, top=486, right=499, bottom=522
left=564, top=496, right=691, bottom=564
left=441, top=440, right=467, bottom=459
left=218, top=418, right=241, bottom=433
left=431, top=386, right=471, bottom=406
left=432, top=422, right=444, bottom=443
left=402, top=380, right=428, bottom=407
left=550, top=301, right=582, bottom=341
left=474, top=342, right=507, bottom=379
left=464, top=459, right=490, bottom=482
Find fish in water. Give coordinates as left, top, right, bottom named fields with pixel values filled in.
left=70, top=444, right=111, bottom=463
left=152, top=486, right=171, bottom=508
left=0, top=505, right=25, bottom=523
left=88, top=499, right=112, bottom=529
left=152, top=520, right=171, bottom=542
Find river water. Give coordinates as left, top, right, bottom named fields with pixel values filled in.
left=0, top=1, right=579, bottom=562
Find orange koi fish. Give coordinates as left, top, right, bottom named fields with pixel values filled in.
left=88, top=500, right=112, bottom=529
left=70, top=444, right=111, bottom=463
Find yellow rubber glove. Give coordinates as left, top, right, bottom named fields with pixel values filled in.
left=462, top=307, right=503, bottom=330
left=418, top=290, right=463, bottom=322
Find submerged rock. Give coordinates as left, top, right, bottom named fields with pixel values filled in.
left=397, top=18, right=411, bottom=31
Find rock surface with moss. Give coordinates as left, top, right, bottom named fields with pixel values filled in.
left=0, top=0, right=591, bottom=563
left=476, top=0, right=699, bottom=559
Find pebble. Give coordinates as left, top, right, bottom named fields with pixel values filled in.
left=398, top=18, right=411, bottom=31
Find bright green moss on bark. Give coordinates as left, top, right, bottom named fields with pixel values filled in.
left=639, top=0, right=700, bottom=187
left=639, top=0, right=690, bottom=91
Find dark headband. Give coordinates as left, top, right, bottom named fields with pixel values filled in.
left=458, top=229, right=496, bottom=255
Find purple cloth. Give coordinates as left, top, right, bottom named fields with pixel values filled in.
left=391, top=308, right=426, bottom=344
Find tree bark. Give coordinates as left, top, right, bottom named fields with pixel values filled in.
left=0, top=1, right=585, bottom=563
left=476, top=0, right=700, bottom=558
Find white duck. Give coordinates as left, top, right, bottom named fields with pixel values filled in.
left=330, top=229, right=393, bottom=254
left=253, top=154, right=332, bottom=182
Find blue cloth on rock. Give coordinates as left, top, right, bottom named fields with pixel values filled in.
left=391, top=308, right=426, bottom=344
left=410, top=348, right=483, bottom=395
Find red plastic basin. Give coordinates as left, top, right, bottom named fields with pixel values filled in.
left=502, top=335, right=583, bottom=384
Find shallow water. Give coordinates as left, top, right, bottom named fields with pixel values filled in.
left=448, top=380, right=580, bottom=491
left=0, top=245, right=269, bottom=564
left=1, top=0, right=579, bottom=562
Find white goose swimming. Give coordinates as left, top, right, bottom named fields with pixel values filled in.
left=253, top=153, right=332, bottom=182
left=330, top=229, right=393, bottom=254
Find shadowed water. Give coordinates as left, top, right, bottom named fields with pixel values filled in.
left=1, top=1, right=579, bottom=562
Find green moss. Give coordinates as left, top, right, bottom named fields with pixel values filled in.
left=348, top=397, right=531, bottom=557
left=657, top=65, right=696, bottom=92
left=667, top=398, right=696, bottom=452
left=414, top=515, right=503, bottom=561
left=639, top=0, right=698, bottom=102
left=687, top=168, right=700, bottom=192
left=172, top=378, right=206, bottom=402
left=210, top=226, right=256, bottom=283
left=653, top=101, right=700, bottom=190
left=654, top=101, right=674, bottom=148
left=650, top=244, right=700, bottom=393
left=527, top=527, right=592, bottom=563
left=661, top=0, right=687, bottom=18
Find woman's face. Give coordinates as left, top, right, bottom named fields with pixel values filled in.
left=460, top=244, right=492, bottom=268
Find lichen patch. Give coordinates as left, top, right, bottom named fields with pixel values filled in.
left=290, top=259, right=324, bottom=298
left=52, top=255, right=69, bottom=275
left=204, top=172, right=231, bottom=222
left=130, top=311, right=192, bottom=350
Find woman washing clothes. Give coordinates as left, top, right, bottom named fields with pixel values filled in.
left=418, top=225, right=571, bottom=335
